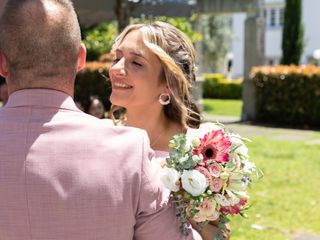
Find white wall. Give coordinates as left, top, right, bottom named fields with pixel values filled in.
left=229, top=0, right=320, bottom=77
left=231, top=13, right=246, bottom=77
left=302, top=0, right=320, bottom=63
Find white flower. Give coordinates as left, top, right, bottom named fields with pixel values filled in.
left=214, top=194, right=230, bottom=207
left=226, top=190, right=241, bottom=206
left=186, top=123, right=223, bottom=149
left=181, top=170, right=208, bottom=196
left=243, top=161, right=256, bottom=174
left=200, top=122, right=224, bottom=134
left=228, top=133, right=249, bottom=159
left=160, top=168, right=181, bottom=192
left=227, top=172, right=246, bottom=192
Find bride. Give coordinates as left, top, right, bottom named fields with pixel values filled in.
left=108, top=21, right=230, bottom=240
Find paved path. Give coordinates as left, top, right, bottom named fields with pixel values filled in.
left=292, top=232, right=320, bottom=240
left=203, top=114, right=320, bottom=143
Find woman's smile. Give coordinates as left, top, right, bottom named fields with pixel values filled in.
left=112, top=81, right=133, bottom=90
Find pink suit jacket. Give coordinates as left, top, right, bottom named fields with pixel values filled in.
left=0, top=89, right=197, bottom=240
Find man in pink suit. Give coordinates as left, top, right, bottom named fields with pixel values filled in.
left=0, top=0, right=199, bottom=239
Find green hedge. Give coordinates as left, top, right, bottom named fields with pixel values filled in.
left=252, top=65, right=320, bottom=127
left=202, top=74, right=242, bottom=99
left=75, top=62, right=112, bottom=112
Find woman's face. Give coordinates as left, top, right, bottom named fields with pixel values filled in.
left=88, top=99, right=105, bottom=119
left=109, top=30, right=165, bottom=111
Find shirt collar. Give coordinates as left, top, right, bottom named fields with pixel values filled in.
left=5, top=89, right=80, bottom=111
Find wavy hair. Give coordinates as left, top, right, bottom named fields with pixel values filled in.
left=110, top=21, right=201, bottom=128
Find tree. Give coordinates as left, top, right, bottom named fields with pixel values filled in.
left=281, top=0, right=304, bottom=65
left=82, top=22, right=118, bottom=61
left=115, top=0, right=141, bottom=32
left=199, top=15, right=233, bottom=72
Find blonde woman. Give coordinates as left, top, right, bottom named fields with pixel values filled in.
left=108, top=21, right=230, bottom=240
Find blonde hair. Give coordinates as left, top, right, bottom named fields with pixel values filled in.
left=110, top=21, right=201, bottom=128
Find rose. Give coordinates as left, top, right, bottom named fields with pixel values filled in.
left=193, top=198, right=219, bottom=222
left=195, top=166, right=211, bottom=183
left=181, top=170, right=208, bottom=196
left=207, top=162, right=222, bottom=177
left=209, top=177, right=224, bottom=193
left=198, top=198, right=219, bottom=221
left=160, top=168, right=181, bottom=192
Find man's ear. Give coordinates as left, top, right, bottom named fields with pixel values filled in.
left=76, top=43, right=86, bottom=73
left=0, top=52, right=9, bottom=78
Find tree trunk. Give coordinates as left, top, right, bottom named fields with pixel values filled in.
left=115, top=0, right=131, bottom=33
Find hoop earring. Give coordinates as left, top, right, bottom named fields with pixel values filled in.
left=159, top=93, right=171, bottom=105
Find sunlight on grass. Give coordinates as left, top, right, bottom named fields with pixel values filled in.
left=231, top=137, right=320, bottom=239
left=203, top=99, right=242, bottom=117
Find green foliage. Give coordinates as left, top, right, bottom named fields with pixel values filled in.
left=203, top=74, right=242, bottom=99
left=199, top=15, right=233, bottom=71
left=253, top=72, right=320, bottom=127
left=75, top=64, right=112, bottom=112
left=131, top=16, right=202, bottom=43
left=81, top=17, right=201, bottom=61
left=157, top=17, right=202, bottom=43
left=281, top=0, right=304, bottom=65
left=82, top=22, right=118, bottom=61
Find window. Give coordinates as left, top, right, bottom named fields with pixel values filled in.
left=264, top=9, right=267, bottom=19
left=270, top=9, right=276, bottom=27
left=279, top=8, right=284, bottom=26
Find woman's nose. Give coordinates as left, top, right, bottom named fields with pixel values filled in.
left=110, top=58, right=127, bottom=77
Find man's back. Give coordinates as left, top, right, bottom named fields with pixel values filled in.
left=0, top=89, right=189, bottom=240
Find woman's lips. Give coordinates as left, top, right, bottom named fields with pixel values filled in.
left=112, top=81, right=133, bottom=89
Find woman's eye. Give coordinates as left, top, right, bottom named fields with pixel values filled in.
left=132, top=61, right=142, bottom=67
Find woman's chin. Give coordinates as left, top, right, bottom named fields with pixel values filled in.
left=110, top=95, right=126, bottom=108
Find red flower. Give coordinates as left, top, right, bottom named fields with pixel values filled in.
left=193, top=130, right=231, bottom=164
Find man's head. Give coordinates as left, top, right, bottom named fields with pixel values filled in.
left=0, top=0, right=86, bottom=96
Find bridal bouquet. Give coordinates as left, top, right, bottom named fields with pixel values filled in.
left=160, top=122, right=260, bottom=239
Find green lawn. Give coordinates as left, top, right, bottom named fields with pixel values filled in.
left=230, top=135, right=320, bottom=239
left=203, top=99, right=242, bottom=117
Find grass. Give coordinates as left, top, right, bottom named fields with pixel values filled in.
left=230, top=135, right=320, bottom=239
left=203, top=99, right=320, bottom=238
left=203, top=99, right=242, bottom=117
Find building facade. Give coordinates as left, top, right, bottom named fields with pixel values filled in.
left=230, top=0, right=320, bottom=77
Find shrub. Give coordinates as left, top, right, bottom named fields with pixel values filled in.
left=75, top=61, right=112, bottom=112
left=251, top=65, right=320, bottom=127
left=202, top=73, right=242, bottom=99
left=82, top=22, right=118, bottom=61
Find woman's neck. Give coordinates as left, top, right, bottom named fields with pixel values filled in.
left=126, top=107, right=185, bottom=151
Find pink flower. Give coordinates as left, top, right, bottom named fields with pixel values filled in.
left=239, top=198, right=248, bottom=206
left=207, top=162, right=223, bottom=177
left=218, top=197, right=248, bottom=215
left=209, top=177, right=224, bottom=193
left=195, top=166, right=211, bottom=183
left=193, top=130, right=231, bottom=164
left=230, top=206, right=240, bottom=214
left=197, top=198, right=219, bottom=222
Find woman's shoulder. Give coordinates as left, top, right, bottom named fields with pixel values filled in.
left=101, top=118, right=114, bottom=125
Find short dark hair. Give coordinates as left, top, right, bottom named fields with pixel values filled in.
left=0, top=0, right=81, bottom=79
